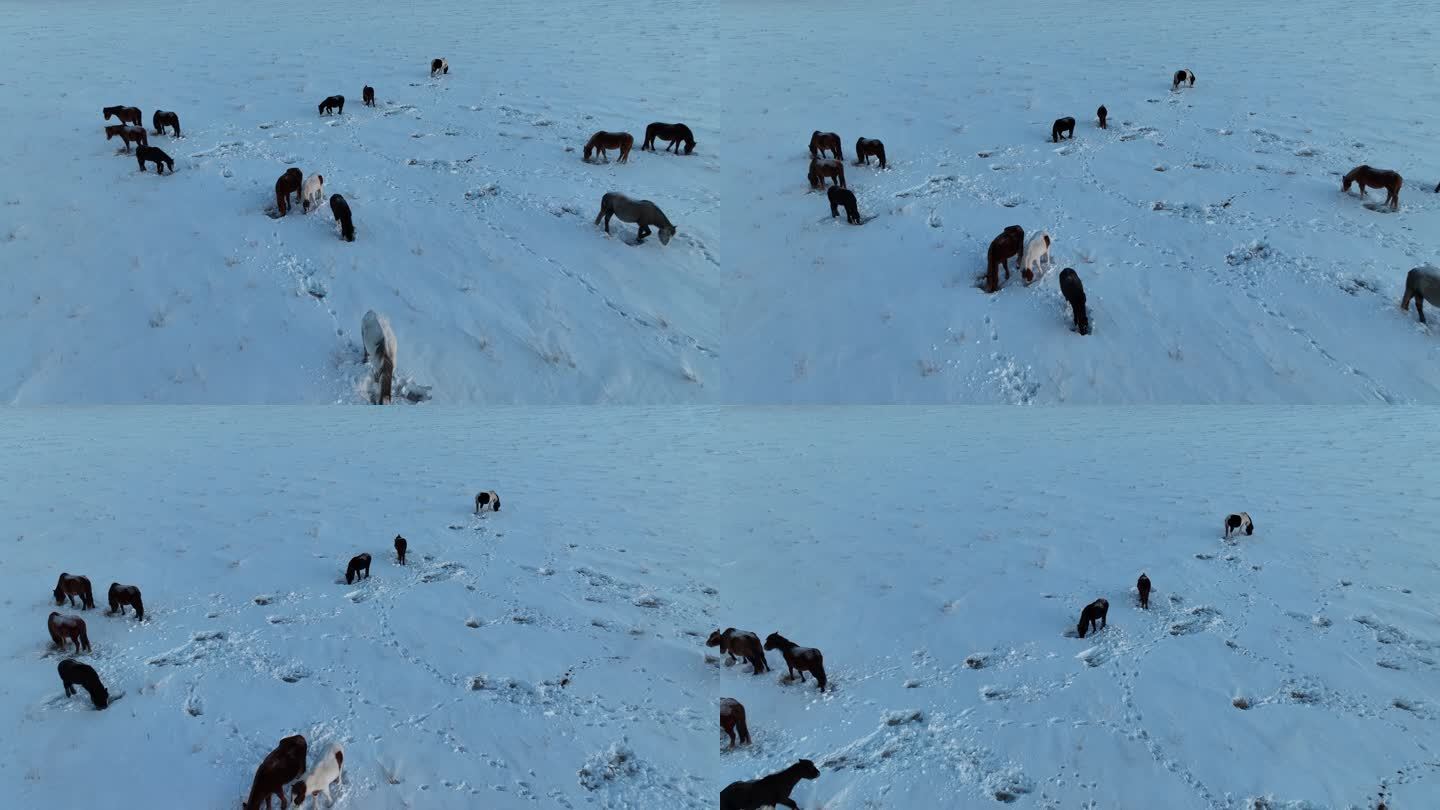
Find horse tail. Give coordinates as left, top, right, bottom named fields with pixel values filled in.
left=80, top=626, right=90, bottom=651
left=133, top=594, right=144, bottom=621
left=594, top=196, right=610, bottom=225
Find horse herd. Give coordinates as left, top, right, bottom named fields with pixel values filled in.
left=799, top=67, right=1438, bottom=338
left=715, top=510, right=1257, bottom=809
left=44, top=572, right=144, bottom=712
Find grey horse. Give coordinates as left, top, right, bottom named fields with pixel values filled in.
left=594, top=192, right=676, bottom=246
left=1402, top=265, right=1440, bottom=324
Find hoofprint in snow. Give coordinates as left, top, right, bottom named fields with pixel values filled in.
left=710, top=409, right=1440, bottom=809
left=718, top=0, right=1440, bottom=403
left=0, top=410, right=716, bottom=808
left=0, top=0, right=721, bottom=404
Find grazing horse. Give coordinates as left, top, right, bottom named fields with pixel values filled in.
left=985, top=225, right=1025, bottom=293
left=763, top=633, right=827, bottom=691
left=1343, top=165, right=1403, bottom=211
left=105, top=124, right=148, bottom=152
left=1173, top=69, right=1196, bottom=89
left=275, top=168, right=304, bottom=216
left=394, top=535, right=408, bottom=565
left=807, top=158, right=846, bottom=189
left=318, top=95, right=344, bottom=115
left=103, top=105, right=142, bottom=126
left=828, top=186, right=860, bottom=224
left=583, top=131, right=634, bottom=163
left=808, top=130, right=842, bottom=160
left=301, top=174, right=324, bottom=213
left=244, top=735, right=308, bottom=810
left=854, top=137, right=887, bottom=169
left=54, top=573, right=96, bottom=609
left=1401, top=264, right=1440, bottom=324
left=58, top=659, right=109, bottom=709
left=107, top=583, right=144, bottom=621
left=135, top=145, right=174, bottom=174
left=1051, top=116, right=1076, bottom=143
left=360, top=309, right=397, bottom=405
left=49, top=612, right=90, bottom=653
left=474, top=490, right=501, bottom=513
left=362, top=85, right=375, bottom=106
left=706, top=628, right=768, bottom=674
left=330, top=194, right=355, bottom=242
left=1224, top=512, right=1254, bottom=539
left=290, top=744, right=344, bottom=808
left=641, top=122, right=695, bottom=154
left=346, top=553, right=372, bottom=585
left=1059, top=268, right=1090, bottom=335
left=1137, top=573, right=1152, bottom=609
left=1097, top=105, right=1108, bottom=129
left=720, top=760, right=821, bottom=810
left=1021, top=231, right=1052, bottom=284
left=152, top=110, right=181, bottom=136
left=720, top=698, right=751, bottom=748
left=594, top=191, right=676, bottom=245
left=1077, top=598, right=1108, bottom=639
left=431, top=57, right=448, bottom=76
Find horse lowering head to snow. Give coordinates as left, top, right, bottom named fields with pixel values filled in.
left=719, top=759, right=821, bottom=810
left=301, top=174, right=325, bottom=212
left=807, top=158, right=846, bottom=190
left=1058, top=267, right=1090, bottom=334
left=103, top=105, right=142, bottom=126
left=346, top=553, right=371, bottom=585
left=583, top=131, right=634, bottom=163
left=641, top=122, right=696, bottom=155
left=707, top=628, right=768, bottom=674
left=720, top=698, right=751, bottom=748
left=1097, top=105, right=1108, bottom=129
left=1077, top=598, right=1109, bottom=639
left=394, top=534, right=408, bottom=565
left=151, top=110, right=181, bottom=137
left=808, top=130, right=842, bottom=160
left=828, top=186, right=860, bottom=224
left=1051, top=117, right=1076, bottom=143
left=135, top=145, right=174, bottom=174
left=431, top=57, right=448, bottom=76
left=1401, top=264, right=1440, bottom=324
left=854, top=137, right=886, bottom=169
left=107, top=583, right=144, bottom=621
left=1224, top=512, right=1254, bottom=539
left=985, top=225, right=1025, bottom=294
left=318, top=95, right=344, bottom=115
left=360, top=310, right=397, bottom=404
left=1343, top=165, right=1403, bottom=211
left=58, top=658, right=109, bottom=709
left=362, top=85, right=375, bottom=106
left=594, top=192, right=676, bottom=246
left=329, top=194, right=355, bottom=242
left=243, top=734, right=308, bottom=810
left=54, top=573, right=96, bottom=609
left=275, top=168, right=304, bottom=216
left=763, top=632, right=827, bottom=691
left=1172, top=68, right=1195, bottom=89
left=1137, top=573, right=1152, bottom=609
left=1021, top=231, right=1052, bottom=285
left=290, top=744, right=344, bottom=807
left=474, top=490, right=501, bottom=513
left=105, top=124, right=148, bottom=152
left=48, top=612, right=90, bottom=653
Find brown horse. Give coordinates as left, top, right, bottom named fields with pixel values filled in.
left=641, top=122, right=695, bottom=154
left=809, top=130, right=842, bottom=160
left=583, top=131, right=634, bottom=163
left=103, top=105, right=142, bottom=126
left=108, top=583, right=144, bottom=621
left=54, top=573, right=96, bottom=610
left=720, top=698, right=751, bottom=747
left=1097, top=105, right=1108, bottom=129
left=152, top=110, right=181, bottom=136
left=807, top=158, right=846, bottom=189
left=243, top=734, right=308, bottom=810
left=763, top=632, right=827, bottom=691
left=275, top=168, right=303, bottom=216
left=105, top=124, right=148, bottom=152
left=363, top=85, right=375, bottom=106
left=48, top=612, right=90, bottom=653
left=1343, top=165, right=1403, bottom=211
left=985, top=225, right=1025, bottom=293
left=707, top=628, right=768, bottom=674
left=854, top=137, right=887, bottom=169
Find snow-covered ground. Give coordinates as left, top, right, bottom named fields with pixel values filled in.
left=718, top=0, right=1440, bottom=402
left=0, top=0, right=721, bottom=404
left=711, top=408, right=1440, bottom=808
left=0, top=409, right=718, bottom=807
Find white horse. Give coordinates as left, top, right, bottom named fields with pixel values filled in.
left=301, top=174, right=325, bottom=213
left=1021, top=231, right=1052, bottom=285
left=361, top=310, right=398, bottom=404
left=290, top=744, right=344, bottom=807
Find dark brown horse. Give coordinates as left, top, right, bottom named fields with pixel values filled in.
left=49, top=612, right=90, bottom=653
left=763, top=632, right=827, bottom=691
left=1097, top=105, right=1108, bottom=129
left=54, top=573, right=96, bottom=610
left=807, top=158, right=846, bottom=189
left=1077, top=598, right=1109, bottom=639
left=720, top=760, right=820, bottom=810
left=394, top=534, right=408, bottom=565
left=809, top=130, right=842, bottom=160
left=363, top=85, right=375, bottom=106
left=318, top=95, right=344, bottom=115
left=103, top=105, right=142, bottom=126
left=58, top=659, right=109, bottom=709
left=105, top=124, right=148, bottom=152
left=720, top=698, right=751, bottom=748
left=985, top=225, right=1025, bottom=293
left=854, top=137, right=887, bottom=169
left=346, top=553, right=372, bottom=585
left=1343, top=165, right=1403, bottom=211
left=108, top=583, right=144, bottom=621
left=1052, top=116, right=1076, bottom=143
left=152, top=110, right=181, bottom=136
left=707, top=628, right=768, bottom=674
left=583, top=131, right=634, bottom=163
left=243, top=734, right=308, bottom=810
left=1058, top=267, right=1090, bottom=335
left=136, top=145, right=174, bottom=174
left=275, top=168, right=303, bottom=216
left=641, top=122, right=695, bottom=154
left=828, top=186, right=860, bottom=224
left=1137, top=573, right=1152, bottom=609
left=330, top=194, right=355, bottom=242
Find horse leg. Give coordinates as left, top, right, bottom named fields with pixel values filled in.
left=1417, top=295, right=1427, bottom=324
